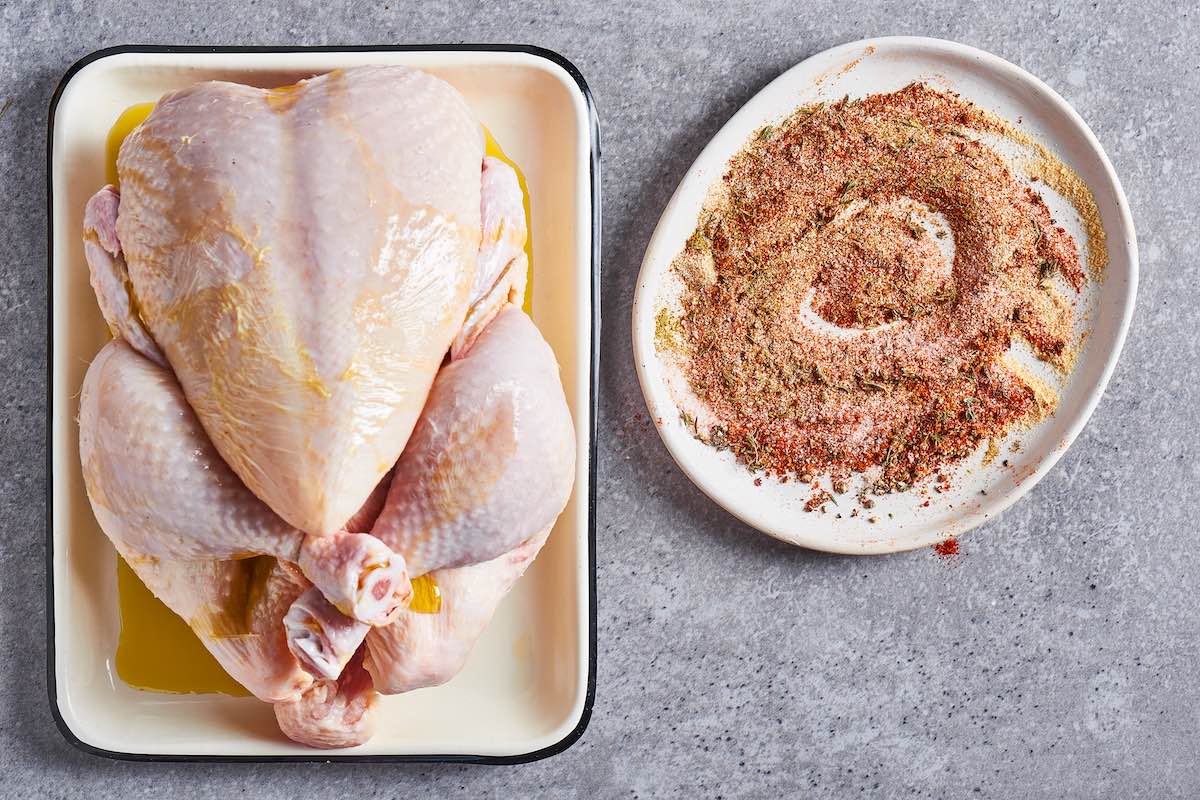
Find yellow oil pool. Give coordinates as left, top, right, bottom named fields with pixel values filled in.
left=409, top=574, right=443, bottom=614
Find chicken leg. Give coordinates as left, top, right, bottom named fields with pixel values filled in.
left=124, top=541, right=378, bottom=748
left=120, top=550, right=313, bottom=703
left=370, top=305, right=575, bottom=575
left=288, top=304, right=575, bottom=681
left=79, top=339, right=411, bottom=627
left=274, top=647, right=378, bottom=749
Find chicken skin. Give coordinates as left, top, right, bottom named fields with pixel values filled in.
left=121, top=553, right=313, bottom=703
left=366, top=525, right=552, bottom=695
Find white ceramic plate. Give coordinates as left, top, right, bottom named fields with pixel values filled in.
left=48, top=45, right=598, bottom=761
left=632, top=36, right=1136, bottom=555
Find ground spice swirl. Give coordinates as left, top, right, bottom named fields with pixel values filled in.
left=667, top=83, right=1094, bottom=496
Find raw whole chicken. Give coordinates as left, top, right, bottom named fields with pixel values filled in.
left=77, top=66, right=576, bottom=749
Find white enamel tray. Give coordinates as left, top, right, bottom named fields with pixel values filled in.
left=48, top=45, right=598, bottom=761
left=632, top=37, right=1136, bottom=555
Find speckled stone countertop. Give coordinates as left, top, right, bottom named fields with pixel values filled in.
left=2, top=1, right=1196, bottom=797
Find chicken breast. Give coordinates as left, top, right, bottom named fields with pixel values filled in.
left=113, top=65, right=484, bottom=535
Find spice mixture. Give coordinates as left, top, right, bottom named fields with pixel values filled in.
left=665, top=84, right=1098, bottom=498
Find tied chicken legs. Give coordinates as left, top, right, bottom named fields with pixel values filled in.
left=78, top=65, right=576, bottom=749
left=111, top=492, right=390, bottom=746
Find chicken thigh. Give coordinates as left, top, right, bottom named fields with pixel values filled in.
left=283, top=303, right=575, bottom=686
left=79, top=339, right=411, bottom=628
left=371, top=305, right=576, bottom=575
left=102, top=65, right=484, bottom=536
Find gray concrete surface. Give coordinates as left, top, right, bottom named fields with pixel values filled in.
left=2, top=1, right=1196, bottom=797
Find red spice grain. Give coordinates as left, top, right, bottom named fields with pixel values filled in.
left=933, top=537, right=960, bottom=557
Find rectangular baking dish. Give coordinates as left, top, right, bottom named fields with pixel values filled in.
left=47, top=45, right=598, bottom=762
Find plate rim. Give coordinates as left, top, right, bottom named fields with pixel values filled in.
left=631, top=35, right=1138, bottom=556
left=45, top=42, right=601, bottom=765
